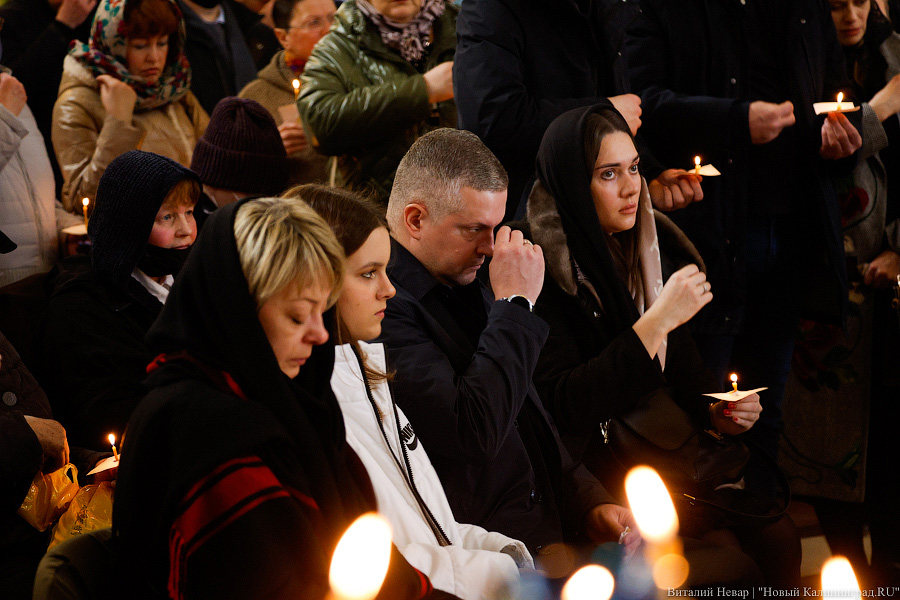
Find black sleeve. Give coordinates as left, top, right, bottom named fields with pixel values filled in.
left=0, top=410, right=42, bottom=512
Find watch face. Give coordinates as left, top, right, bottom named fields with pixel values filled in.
left=507, top=295, right=533, bottom=312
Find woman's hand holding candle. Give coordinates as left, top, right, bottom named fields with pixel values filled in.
left=709, top=392, right=761, bottom=435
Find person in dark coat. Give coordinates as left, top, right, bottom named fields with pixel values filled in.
left=1, top=330, right=107, bottom=600
left=37, top=150, right=200, bottom=451
left=525, top=104, right=800, bottom=588
left=452, top=0, right=702, bottom=221
left=176, top=0, right=276, bottom=114
left=378, top=128, right=639, bottom=563
left=112, top=196, right=460, bottom=600
left=624, top=0, right=863, bottom=492
left=0, top=0, right=97, bottom=196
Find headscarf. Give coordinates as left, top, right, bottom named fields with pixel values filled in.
left=356, top=0, right=445, bottom=63
left=68, top=0, right=191, bottom=112
left=89, top=150, right=199, bottom=292
left=535, top=104, right=668, bottom=367
left=143, top=199, right=371, bottom=530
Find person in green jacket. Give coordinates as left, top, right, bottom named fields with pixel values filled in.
left=297, top=0, right=457, bottom=206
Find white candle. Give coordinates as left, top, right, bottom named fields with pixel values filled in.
left=108, top=433, right=119, bottom=461
left=730, top=373, right=738, bottom=393
left=292, top=78, right=300, bottom=100
left=329, top=513, right=392, bottom=600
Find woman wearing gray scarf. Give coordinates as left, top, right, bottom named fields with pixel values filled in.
left=297, top=0, right=457, bottom=206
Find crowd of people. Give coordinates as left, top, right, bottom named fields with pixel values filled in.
left=1, top=0, right=899, bottom=598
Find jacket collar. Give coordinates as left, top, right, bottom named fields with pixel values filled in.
left=387, top=237, right=446, bottom=302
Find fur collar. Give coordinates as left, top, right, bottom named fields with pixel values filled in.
left=526, top=180, right=706, bottom=297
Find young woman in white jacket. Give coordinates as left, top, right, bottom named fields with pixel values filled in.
left=287, top=184, right=533, bottom=600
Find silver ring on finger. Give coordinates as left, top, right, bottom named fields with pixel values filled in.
left=523, top=239, right=533, bottom=246
left=703, top=282, right=711, bottom=293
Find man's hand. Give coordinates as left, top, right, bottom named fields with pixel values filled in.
left=24, top=416, right=70, bottom=472
left=0, top=73, right=27, bottom=117
left=863, top=249, right=900, bottom=287
left=586, top=503, right=641, bottom=555
left=489, top=226, right=544, bottom=304
left=56, top=0, right=98, bottom=29
left=710, top=393, right=761, bottom=435
left=423, top=62, right=454, bottom=104
left=649, top=169, right=703, bottom=211
left=609, top=94, right=642, bottom=136
left=749, top=101, right=795, bottom=144
left=97, top=75, right=137, bottom=124
left=820, top=111, right=862, bottom=160
left=278, top=121, right=308, bottom=155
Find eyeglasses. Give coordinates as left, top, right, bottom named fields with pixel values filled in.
left=285, top=14, right=335, bottom=32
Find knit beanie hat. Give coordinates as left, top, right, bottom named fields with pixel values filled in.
left=90, top=150, right=200, bottom=291
left=190, top=97, right=289, bottom=196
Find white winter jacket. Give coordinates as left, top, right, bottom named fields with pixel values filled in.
left=0, top=104, right=79, bottom=287
left=332, top=342, right=533, bottom=600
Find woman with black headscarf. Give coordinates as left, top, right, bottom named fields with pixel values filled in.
left=38, top=150, right=199, bottom=451
left=524, top=105, right=800, bottom=587
left=112, top=197, right=458, bottom=599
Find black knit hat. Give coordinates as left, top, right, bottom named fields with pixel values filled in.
left=190, top=97, right=289, bottom=196
left=89, top=150, right=200, bottom=291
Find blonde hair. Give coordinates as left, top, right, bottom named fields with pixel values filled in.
left=234, top=197, right=345, bottom=309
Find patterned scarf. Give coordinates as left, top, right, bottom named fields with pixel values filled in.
left=356, top=0, right=445, bottom=63
left=68, top=0, right=191, bottom=112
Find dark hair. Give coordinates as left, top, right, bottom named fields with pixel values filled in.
left=273, top=0, right=306, bottom=29
left=123, top=0, right=181, bottom=64
left=281, top=184, right=391, bottom=382
left=582, top=108, right=643, bottom=290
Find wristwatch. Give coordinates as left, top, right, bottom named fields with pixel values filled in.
left=498, top=294, right=534, bottom=313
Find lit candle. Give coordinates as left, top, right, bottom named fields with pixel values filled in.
left=108, top=433, right=119, bottom=461
left=292, top=78, right=300, bottom=100
left=82, top=197, right=90, bottom=229
left=625, top=466, right=688, bottom=590
left=694, top=156, right=701, bottom=175
left=329, top=513, right=392, bottom=600
left=836, top=92, right=844, bottom=111
left=821, top=557, right=860, bottom=600
left=562, top=565, right=615, bottom=600
left=730, top=373, right=738, bottom=393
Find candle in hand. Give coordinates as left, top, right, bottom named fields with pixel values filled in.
left=82, top=197, right=90, bottom=229
left=292, top=78, right=300, bottom=100
left=836, top=92, right=844, bottom=111
left=694, top=156, right=701, bottom=175
left=730, top=373, right=738, bottom=393
left=108, top=433, right=119, bottom=461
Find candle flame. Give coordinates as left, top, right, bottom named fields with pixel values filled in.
left=292, top=79, right=300, bottom=91
left=837, top=92, right=844, bottom=106
left=822, top=557, right=860, bottom=600
left=562, top=565, right=615, bottom=600
left=329, top=513, right=392, bottom=600
left=108, top=433, right=115, bottom=446
left=694, top=156, right=701, bottom=166
left=730, top=373, right=737, bottom=383
left=82, top=197, right=89, bottom=207
left=624, top=466, right=678, bottom=544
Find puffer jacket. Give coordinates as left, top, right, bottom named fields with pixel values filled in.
left=331, top=342, right=531, bottom=600
left=238, top=50, right=330, bottom=185
left=298, top=0, right=457, bottom=204
left=52, top=55, right=208, bottom=212
left=0, top=104, right=80, bottom=287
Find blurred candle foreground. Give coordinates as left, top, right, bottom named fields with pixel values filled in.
left=625, top=466, right=688, bottom=590
left=562, top=565, right=615, bottom=600
left=821, top=557, right=861, bottom=600
left=329, top=513, right=392, bottom=600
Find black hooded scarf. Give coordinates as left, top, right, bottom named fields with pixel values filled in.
left=113, top=200, right=439, bottom=599
left=534, top=104, right=642, bottom=338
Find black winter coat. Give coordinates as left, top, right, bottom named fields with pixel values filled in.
left=454, top=0, right=651, bottom=218
left=37, top=255, right=161, bottom=451
left=378, top=241, right=614, bottom=553
left=624, top=0, right=855, bottom=333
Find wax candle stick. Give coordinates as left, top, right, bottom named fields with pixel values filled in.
left=292, top=78, right=300, bottom=100
left=730, top=373, right=738, bottom=393
left=108, top=433, right=119, bottom=461
left=82, top=197, right=90, bottom=229
left=694, top=156, right=701, bottom=175
left=836, top=92, right=844, bottom=112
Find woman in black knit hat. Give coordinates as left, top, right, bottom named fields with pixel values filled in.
left=37, top=150, right=201, bottom=451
